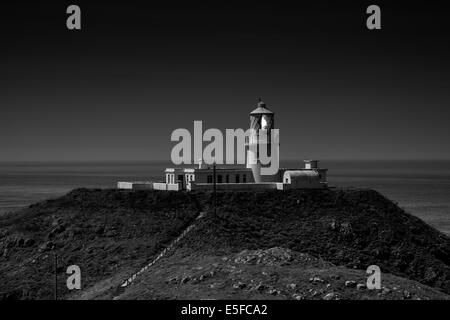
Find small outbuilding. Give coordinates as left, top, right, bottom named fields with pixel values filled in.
left=282, top=170, right=323, bottom=189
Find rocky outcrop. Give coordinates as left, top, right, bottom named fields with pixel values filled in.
left=117, top=247, right=450, bottom=300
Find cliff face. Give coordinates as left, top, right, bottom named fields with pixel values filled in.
left=1, top=188, right=450, bottom=300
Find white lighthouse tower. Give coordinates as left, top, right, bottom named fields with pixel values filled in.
left=246, top=98, right=276, bottom=183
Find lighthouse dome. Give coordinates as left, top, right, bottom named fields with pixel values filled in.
left=250, top=99, right=274, bottom=115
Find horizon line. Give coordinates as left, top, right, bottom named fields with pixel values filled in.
left=1, top=158, right=450, bottom=164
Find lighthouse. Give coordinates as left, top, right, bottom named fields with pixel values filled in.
left=118, top=98, right=328, bottom=191
left=246, top=99, right=277, bottom=183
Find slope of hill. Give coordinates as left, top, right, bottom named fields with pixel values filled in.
left=180, top=189, right=450, bottom=293
left=0, top=189, right=200, bottom=299
left=1, top=188, right=450, bottom=300
left=117, top=247, right=449, bottom=300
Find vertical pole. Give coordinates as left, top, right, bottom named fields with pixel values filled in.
left=54, top=252, right=58, bottom=300
left=213, top=163, right=216, bottom=214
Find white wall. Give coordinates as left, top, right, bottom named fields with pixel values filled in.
left=117, top=182, right=134, bottom=189
left=190, top=182, right=278, bottom=191
left=117, top=182, right=154, bottom=190
left=167, top=184, right=180, bottom=191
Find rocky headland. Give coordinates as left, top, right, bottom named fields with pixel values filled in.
left=1, top=188, right=449, bottom=300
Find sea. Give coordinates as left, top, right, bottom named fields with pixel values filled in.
left=0, top=160, right=449, bottom=235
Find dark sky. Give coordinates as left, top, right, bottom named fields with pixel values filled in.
left=1, top=1, right=449, bottom=161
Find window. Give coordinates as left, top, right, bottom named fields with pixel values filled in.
left=236, top=174, right=240, bottom=183
left=243, top=174, right=246, bottom=183
left=226, top=175, right=229, bottom=183
left=207, top=175, right=213, bottom=183
left=218, top=175, right=223, bottom=183
left=261, top=115, right=269, bottom=129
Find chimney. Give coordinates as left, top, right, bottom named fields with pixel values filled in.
left=304, top=160, right=319, bottom=170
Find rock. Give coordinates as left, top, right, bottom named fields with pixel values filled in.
left=345, top=280, right=357, bottom=288
left=287, top=283, right=297, bottom=290
left=292, top=293, right=304, bottom=300
left=39, top=241, right=54, bottom=252
left=330, top=221, right=338, bottom=231
left=403, top=290, right=412, bottom=299
left=181, top=276, right=190, bottom=284
left=268, top=289, right=280, bottom=295
left=234, top=247, right=294, bottom=266
left=311, top=277, right=324, bottom=284
left=233, top=282, right=246, bottom=289
left=168, top=277, right=177, bottom=284
left=357, top=283, right=366, bottom=290
left=323, top=292, right=338, bottom=300
left=255, top=284, right=267, bottom=292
